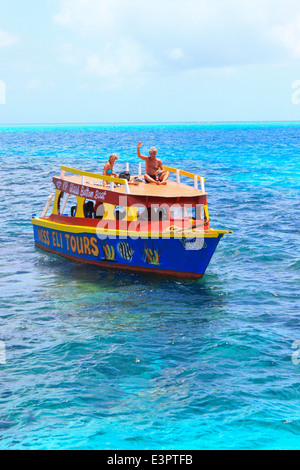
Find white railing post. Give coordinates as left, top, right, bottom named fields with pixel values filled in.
left=194, top=175, right=198, bottom=189
left=125, top=180, right=131, bottom=194
left=176, top=169, right=180, bottom=184
left=200, top=177, right=205, bottom=192
left=126, top=162, right=129, bottom=172
left=110, top=181, right=114, bottom=191
left=138, top=162, right=142, bottom=176
left=41, top=193, right=54, bottom=218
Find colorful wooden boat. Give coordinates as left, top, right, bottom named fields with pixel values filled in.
left=31, top=164, right=232, bottom=278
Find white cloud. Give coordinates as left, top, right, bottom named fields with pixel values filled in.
left=83, top=40, right=155, bottom=90
left=58, top=43, right=86, bottom=65
left=270, top=22, right=300, bottom=59
left=25, top=78, right=55, bottom=92
left=53, top=0, right=300, bottom=81
left=0, top=30, right=18, bottom=47
left=86, top=41, right=152, bottom=77
left=168, top=48, right=184, bottom=60
left=53, top=0, right=116, bottom=32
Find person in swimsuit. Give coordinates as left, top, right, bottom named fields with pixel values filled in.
left=103, top=154, right=119, bottom=177
left=137, top=142, right=169, bottom=185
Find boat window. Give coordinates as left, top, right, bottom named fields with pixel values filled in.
left=114, top=206, right=126, bottom=221
left=187, top=207, right=195, bottom=219
left=152, top=207, right=168, bottom=221
left=137, top=207, right=148, bottom=221
left=95, top=202, right=105, bottom=219
left=84, top=200, right=95, bottom=218
left=136, top=206, right=169, bottom=222
left=170, top=206, right=188, bottom=220
left=58, top=192, right=77, bottom=217
left=188, top=205, right=204, bottom=221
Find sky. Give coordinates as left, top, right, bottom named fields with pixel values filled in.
left=1, top=0, right=300, bottom=123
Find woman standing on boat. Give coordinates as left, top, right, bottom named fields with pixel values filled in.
left=137, top=142, right=169, bottom=185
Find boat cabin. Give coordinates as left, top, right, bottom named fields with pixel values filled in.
left=42, top=165, right=210, bottom=233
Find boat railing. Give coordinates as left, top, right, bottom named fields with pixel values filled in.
left=163, top=166, right=205, bottom=192
left=60, top=165, right=131, bottom=194
left=60, top=164, right=205, bottom=194
left=135, top=162, right=205, bottom=191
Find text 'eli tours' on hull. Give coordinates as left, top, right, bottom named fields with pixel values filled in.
left=31, top=158, right=232, bottom=279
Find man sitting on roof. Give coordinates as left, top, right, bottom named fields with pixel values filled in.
left=137, top=142, right=169, bottom=185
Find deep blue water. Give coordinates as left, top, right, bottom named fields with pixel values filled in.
left=0, top=122, right=299, bottom=450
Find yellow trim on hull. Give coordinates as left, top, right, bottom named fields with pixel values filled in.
left=31, top=217, right=231, bottom=238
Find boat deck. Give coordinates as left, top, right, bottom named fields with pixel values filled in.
left=58, top=174, right=206, bottom=198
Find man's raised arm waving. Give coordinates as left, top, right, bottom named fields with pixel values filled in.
left=137, top=141, right=148, bottom=160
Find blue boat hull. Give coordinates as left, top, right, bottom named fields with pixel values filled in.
left=32, top=222, right=223, bottom=278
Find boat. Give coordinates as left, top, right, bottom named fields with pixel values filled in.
left=31, top=163, right=232, bottom=279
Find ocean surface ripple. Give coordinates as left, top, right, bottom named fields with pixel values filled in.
left=0, top=122, right=299, bottom=449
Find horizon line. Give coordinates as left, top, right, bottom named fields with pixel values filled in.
left=1, top=120, right=300, bottom=126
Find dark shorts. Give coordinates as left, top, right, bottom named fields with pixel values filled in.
left=146, top=174, right=158, bottom=183
left=145, top=171, right=166, bottom=183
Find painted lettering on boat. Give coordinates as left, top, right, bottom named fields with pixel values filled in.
left=94, top=190, right=106, bottom=200
left=37, top=228, right=50, bottom=246
left=52, top=230, right=63, bottom=248
left=54, top=178, right=107, bottom=202
left=64, top=234, right=99, bottom=257
left=37, top=228, right=99, bottom=257
left=80, top=186, right=94, bottom=199
left=69, top=183, right=80, bottom=196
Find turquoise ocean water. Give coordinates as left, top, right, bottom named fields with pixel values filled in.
left=0, top=122, right=299, bottom=449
